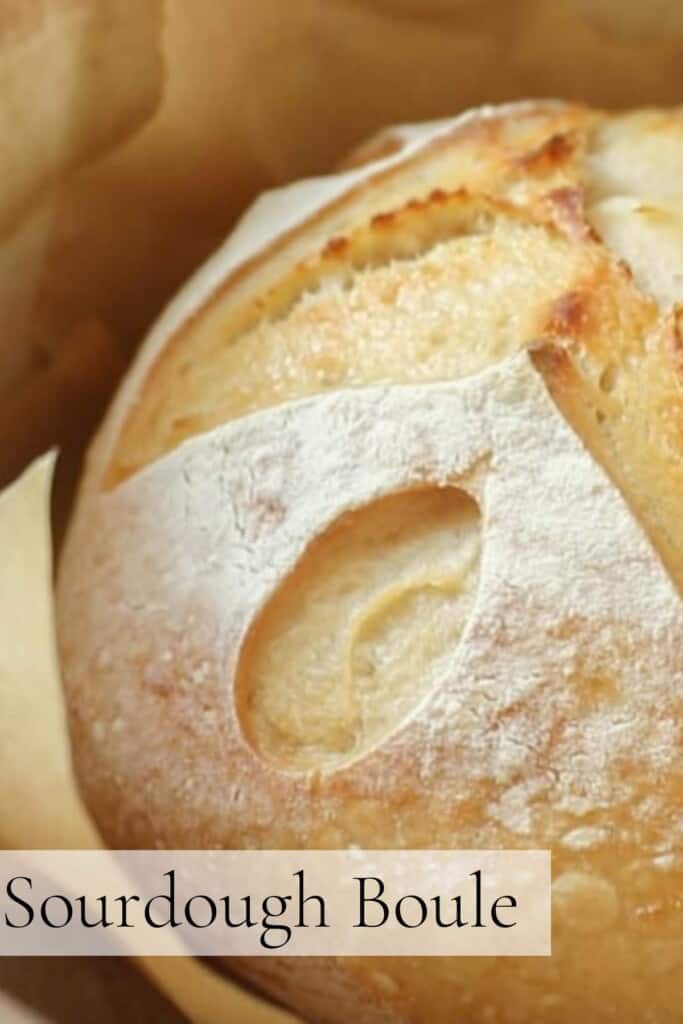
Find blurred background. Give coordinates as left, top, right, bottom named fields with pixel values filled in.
left=3, top=0, right=683, bottom=521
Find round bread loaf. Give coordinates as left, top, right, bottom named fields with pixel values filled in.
left=58, top=101, right=683, bottom=1023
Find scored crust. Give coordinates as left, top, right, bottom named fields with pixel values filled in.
left=99, top=100, right=683, bottom=589
left=58, top=101, right=683, bottom=1024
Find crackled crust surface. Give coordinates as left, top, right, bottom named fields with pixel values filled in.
left=58, top=102, right=683, bottom=1024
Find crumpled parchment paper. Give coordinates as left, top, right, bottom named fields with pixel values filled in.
left=3, top=0, right=683, bottom=490
left=0, top=457, right=296, bottom=1022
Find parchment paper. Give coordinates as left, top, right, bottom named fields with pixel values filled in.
left=3, top=0, right=683, bottom=490
left=0, top=458, right=296, bottom=1022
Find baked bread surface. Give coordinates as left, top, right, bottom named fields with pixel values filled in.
left=58, top=102, right=683, bottom=1023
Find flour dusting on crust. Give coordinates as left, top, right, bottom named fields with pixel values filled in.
left=58, top=353, right=683, bottom=848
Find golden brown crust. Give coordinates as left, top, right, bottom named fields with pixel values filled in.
left=58, top=101, right=683, bottom=1024
left=106, top=101, right=594, bottom=484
